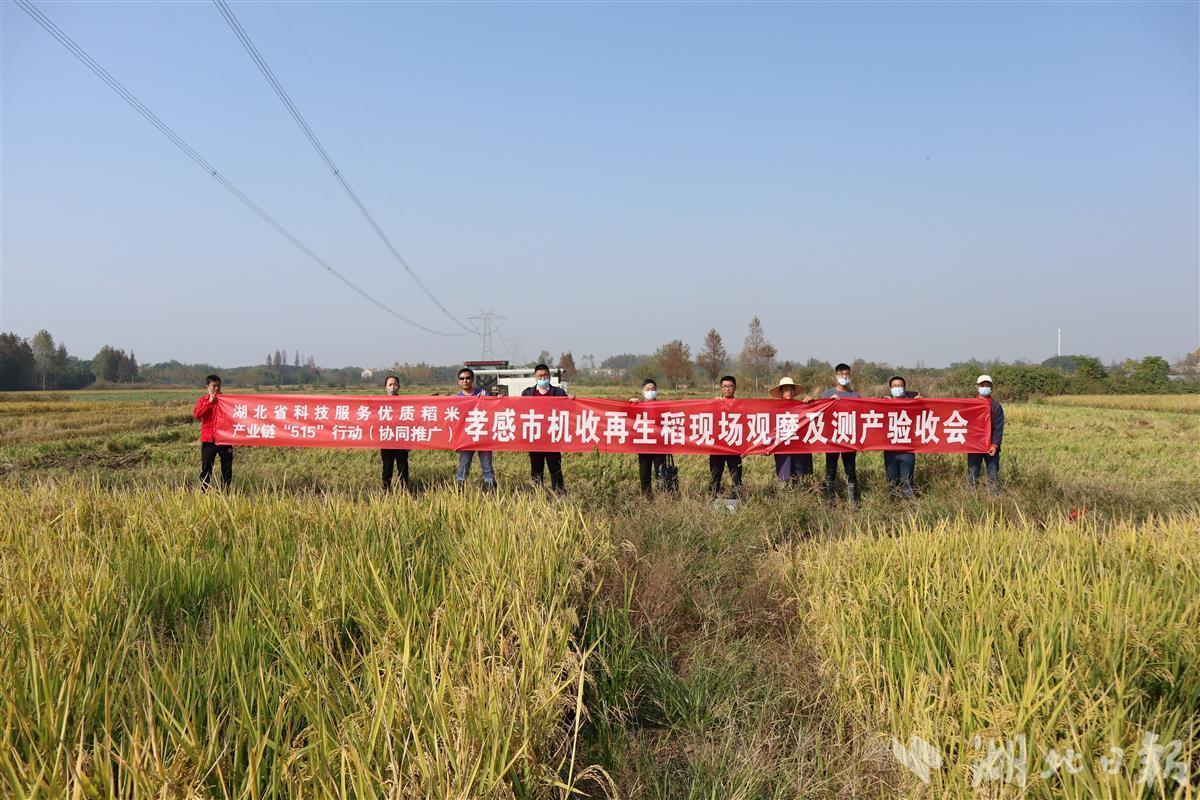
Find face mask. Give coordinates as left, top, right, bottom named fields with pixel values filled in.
left=643, top=389, right=657, bottom=401
left=837, top=376, right=851, bottom=386
left=536, top=378, right=551, bottom=389
left=978, top=386, right=992, bottom=397
left=890, top=386, right=905, bottom=398
left=386, top=385, right=399, bottom=396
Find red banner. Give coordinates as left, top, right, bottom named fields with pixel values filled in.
left=214, top=394, right=991, bottom=454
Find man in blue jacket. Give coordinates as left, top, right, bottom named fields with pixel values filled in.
left=967, top=374, right=1006, bottom=493
left=522, top=363, right=568, bottom=491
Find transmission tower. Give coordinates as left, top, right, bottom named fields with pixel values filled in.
left=468, top=311, right=506, bottom=360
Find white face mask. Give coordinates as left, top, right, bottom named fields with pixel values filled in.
left=978, top=386, right=992, bottom=397
left=643, top=389, right=657, bottom=401
left=386, top=385, right=399, bottom=396
left=837, top=376, right=851, bottom=386
left=890, top=386, right=905, bottom=397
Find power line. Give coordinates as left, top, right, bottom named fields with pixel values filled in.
left=213, top=0, right=478, bottom=337
left=156, top=0, right=299, bottom=166
left=13, top=0, right=466, bottom=338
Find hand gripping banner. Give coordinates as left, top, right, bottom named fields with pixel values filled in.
left=214, top=395, right=992, bottom=455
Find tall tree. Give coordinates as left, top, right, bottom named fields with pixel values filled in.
left=1132, top=355, right=1170, bottom=388
left=30, top=329, right=57, bottom=390
left=559, top=352, right=578, bottom=380
left=696, top=328, right=727, bottom=387
left=739, top=316, right=777, bottom=391
left=656, top=340, right=693, bottom=388
left=0, top=333, right=36, bottom=390
left=92, top=346, right=120, bottom=383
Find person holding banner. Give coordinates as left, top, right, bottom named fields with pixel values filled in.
left=380, top=375, right=409, bottom=491
left=883, top=375, right=919, bottom=499
left=769, top=377, right=811, bottom=487
left=820, top=363, right=860, bottom=506
left=454, top=367, right=496, bottom=492
left=194, top=374, right=232, bottom=491
left=967, top=374, right=1005, bottom=493
left=709, top=375, right=743, bottom=497
left=632, top=378, right=673, bottom=497
left=521, top=363, right=568, bottom=492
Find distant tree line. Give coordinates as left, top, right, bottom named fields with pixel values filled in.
left=0, top=330, right=98, bottom=390
left=568, top=320, right=1199, bottom=400
left=1, top=327, right=1196, bottom=398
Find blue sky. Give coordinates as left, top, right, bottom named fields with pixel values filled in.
left=3, top=1, right=1197, bottom=370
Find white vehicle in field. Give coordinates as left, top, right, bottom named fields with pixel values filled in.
left=463, top=360, right=566, bottom=396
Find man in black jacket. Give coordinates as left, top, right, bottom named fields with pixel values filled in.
left=380, top=374, right=409, bottom=491
left=967, top=374, right=1006, bottom=493
left=522, top=363, right=568, bottom=491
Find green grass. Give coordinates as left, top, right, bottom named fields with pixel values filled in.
left=1, top=392, right=1197, bottom=798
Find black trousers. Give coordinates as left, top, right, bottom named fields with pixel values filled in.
left=708, top=455, right=742, bottom=495
left=381, top=448, right=409, bottom=490
left=529, top=452, right=565, bottom=490
left=824, top=452, right=858, bottom=484
left=200, top=442, right=232, bottom=490
left=638, top=453, right=668, bottom=495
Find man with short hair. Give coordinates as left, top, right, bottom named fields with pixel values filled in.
left=380, top=374, right=409, bottom=491
left=634, top=378, right=673, bottom=496
left=521, top=363, right=568, bottom=491
left=820, top=363, right=860, bottom=505
left=883, top=375, right=919, bottom=500
left=967, top=374, right=1005, bottom=493
left=709, top=375, right=743, bottom=496
left=193, top=374, right=232, bottom=491
left=454, top=367, right=496, bottom=491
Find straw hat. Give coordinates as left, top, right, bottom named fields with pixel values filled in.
left=769, top=377, right=806, bottom=398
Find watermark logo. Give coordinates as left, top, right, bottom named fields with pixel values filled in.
left=890, top=730, right=1189, bottom=788
left=891, top=735, right=943, bottom=784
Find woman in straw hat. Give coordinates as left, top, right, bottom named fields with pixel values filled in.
left=769, top=377, right=812, bottom=487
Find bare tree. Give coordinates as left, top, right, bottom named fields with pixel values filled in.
left=559, top=352, right=578, bottom=380
left=739, top=316, right=777, bottom=392
left=696, top=328, right=727, bottom=388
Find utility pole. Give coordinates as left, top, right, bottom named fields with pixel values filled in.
left=468, top=311, right=506, bottom=360
left=1057, top=328, right=1062, bottom=358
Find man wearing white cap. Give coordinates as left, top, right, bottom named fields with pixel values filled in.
left=967, top=374, right=1005, bottom=493
left=769, top=377, right=812, bottom=486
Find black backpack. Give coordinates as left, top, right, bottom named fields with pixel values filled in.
left=657, top=455, right=680, bottom=492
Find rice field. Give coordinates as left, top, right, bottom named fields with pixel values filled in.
left=1042, top=394, right=1200, bottom=414
left=1, top=390, right=1197, bottom=798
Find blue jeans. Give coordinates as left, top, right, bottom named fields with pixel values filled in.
left=967, top=448, right=1001, bottom=492
left=456, top=450, right=495, bottom=485
left=883, top=451, right=915, bottom=499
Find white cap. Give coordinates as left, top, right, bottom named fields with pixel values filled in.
left=976, top=374, right=993, bottom=384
